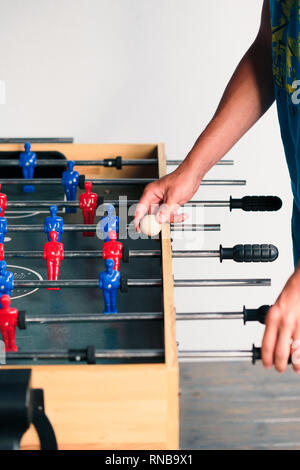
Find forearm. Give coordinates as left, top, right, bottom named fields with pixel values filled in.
left=183, top=36, right=275, bottom=179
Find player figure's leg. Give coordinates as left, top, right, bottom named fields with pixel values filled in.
left=113, top=257, right=120, bottom=271
left=0, top=328, right=9, bottom=351
left=70, top=186, right=77, bottom=201
left=110, top=289, right=118, bottom=314
left=65, top=186, right=77, bottom=213
left=7, top=327, right=17, bottom=352
left=65, top=187, right=71, bottom=200
left=47, top=260, right=60, bottom=291
left=103, top=290, right=111, bottom=314
left=51, top=262, right=61, bottom=281
left=22, top=167, right=29, bottom=179
left=82, top=210, right=89, bottom=225
left=83, top=209, right=95, bottom=237
left=22, top=166, right=35, bottom=193
left=0, top=232, right=5, bottom=244
left=28, top=167, right=34, bottom=179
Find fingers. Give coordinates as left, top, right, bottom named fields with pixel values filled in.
left=291, top=333, right=300, bottom=373
left=156, top=201, right=181, bottom=224
left=148, top=203, right=160, bottom=215
left=170, top=212, right=189, bottom=224
left=261, top=306, right=279, bottom=369
left=134, top=183, right=161, bottom=232
left=274, top=322, right=293, bottom=373
left=262, top=305, right=294, bottom=373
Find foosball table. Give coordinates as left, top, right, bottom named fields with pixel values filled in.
left=0, top=139, right=282, bottom=450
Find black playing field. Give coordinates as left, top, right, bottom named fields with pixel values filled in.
left=3, top=182, right=164, bottom=365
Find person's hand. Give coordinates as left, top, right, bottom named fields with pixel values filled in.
left=134, top=164, right=202, bottom=232
left=262, top=265, right=300, bottom=373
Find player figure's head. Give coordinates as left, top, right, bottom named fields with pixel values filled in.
left=67, top=160, right=75, bottom=172
left=49, top=205, right=58, bottom=217
left=0, top=294, right=11, bottom=309
left=24, top=142, right=31, bottom=152
left=105, top=258, right=115, bottom=274
left=0, top=260, right=7, bottom=275
left=106, top=204, right=115, bottom=217
left=50, top=230, right=58, bottom=242
left=108, top=230, right=117, bottom=241
left=84, top=181, right=92, bottom=194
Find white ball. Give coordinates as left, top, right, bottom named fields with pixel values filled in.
left=140, top=214, right=162, bottom=237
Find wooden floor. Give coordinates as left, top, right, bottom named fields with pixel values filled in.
left=180, top=362, right=300, bottom=450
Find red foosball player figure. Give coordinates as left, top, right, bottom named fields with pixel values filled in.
left=43, top=230, right=64, bottom=291
left=0, top=243, right=4, bottom=261
left=0, top=185, right=7, bottom=217
left=0, top=294, right=18, bottom=352
left=79, top=181, right=98, bottom=237
left=102, top=230, right=123, bottom=271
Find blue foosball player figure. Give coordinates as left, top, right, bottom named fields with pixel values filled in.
left=0, top=209, right=7, bottom=244
left=100, top=204, right=119, bottom=241
left=99, top=259, right=121, bottom=314
left=0, top=261, right=14, bottom=307
left=62, top=160, right=79, bottom=214
left=44, top=205, right=64, bottom=242
left=19, top=142, right=37, bottom=193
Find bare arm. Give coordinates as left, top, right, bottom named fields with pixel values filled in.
left=184, top=0, right=274, bottom=177
left=135, top=0, right=274, bottom=227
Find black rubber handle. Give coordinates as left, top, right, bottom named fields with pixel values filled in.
left=252, top=345, right=262, bottom=364
left=96, top=194, right=104, bottom=206
left=120, top=275, right=128, bottom=293
left=79, top=174, right=86, bottom=190
left=243, top=305, right=270, bottom=324
left=122, top=245, right=129, bottom=263
left=252, top=345, right=292, bottom=365
left=229, top=196, right=282, bottom=212
left=220, top=244, right=278, bottom=263
left=103, top=156, right=122, bottom=169
left=17, top=310, right=27, bottom=330
left=68, top=345, right=96, bottom=364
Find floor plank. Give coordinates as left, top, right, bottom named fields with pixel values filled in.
left=180, top=362, right=300, bottom=449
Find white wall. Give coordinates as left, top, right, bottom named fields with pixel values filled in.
left=0, top=0, right=293, bottom=351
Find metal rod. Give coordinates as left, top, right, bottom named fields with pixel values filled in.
left=0, top=178, right=246, bottom=186
left=176, top=312, right=244, bottom=320
left=0, top=178, right=155, bottom=185
left=0, top=159, right=159, bottom=167
left=6, top=200, right=230, bottom=208
left=6, top=223, right=220, bottom=232
left=171, top=224, right=220, bottom=231
left=6, top=349, right=164, bottom=361
left=26, top=313, right=164, bottom=323
left=0, top=137, right=74, bottom=143
left=3, top=249, right=220, bottom=259
left=173, top=250, right=219, bottom=258
left=24, top=311, right=244, bottom=324
left=168, top=159, right=233, bottom=166
left=178, top=350, right=253, bottom=360
left=5, top=348, right=255, bottom=361
left=94, top=349, right=163, bottom=359
left=12, top=278, right=271, bottom=288
left=174, top=278, right=271, bottom=287
left=0, top=158, right=233, bottom=167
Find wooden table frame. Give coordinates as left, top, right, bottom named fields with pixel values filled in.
left=0, top=142, right=179, bottom=450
